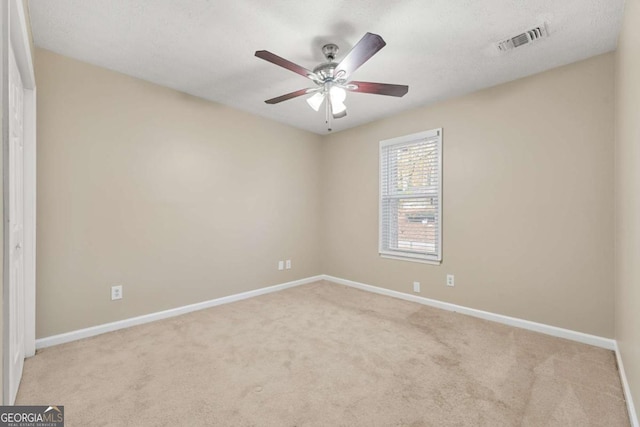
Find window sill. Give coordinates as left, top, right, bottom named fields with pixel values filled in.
left=380, top=253, right=442, bottom=265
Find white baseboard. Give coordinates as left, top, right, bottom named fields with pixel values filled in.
left=35, top=275, right=323, bottom=350
left=321, top=275, right=616, bottom=350
left=616, top=342, right=639, bottom=427
left=35, top=273, right=616, bottom=353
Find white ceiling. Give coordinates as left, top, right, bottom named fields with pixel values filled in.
left=28, top=0, right=624, bottom=135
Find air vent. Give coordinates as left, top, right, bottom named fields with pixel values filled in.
left=497, top=24, right=548, bottom=52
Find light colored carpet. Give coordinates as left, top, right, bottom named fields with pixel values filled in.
left=18, top=280, right=630, bottom=426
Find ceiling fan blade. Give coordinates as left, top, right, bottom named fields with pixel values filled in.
left=335, top=33, right=386, bottom=79
left=346, top=81, right=409, bottom=97
left=255, top=50, right=319, bottom=82
left=265, top=88, right=316, bottom=104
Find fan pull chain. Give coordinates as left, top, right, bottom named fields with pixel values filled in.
left=326, top=92, right=332, bottom=132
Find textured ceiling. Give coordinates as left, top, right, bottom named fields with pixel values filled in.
left=28, top=0, right=624, bottom=135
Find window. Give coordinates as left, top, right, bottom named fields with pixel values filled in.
left=379, top=129, right=442, bottom=263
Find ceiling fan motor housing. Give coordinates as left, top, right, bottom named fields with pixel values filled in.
left=313, top=62, right=338, bottom=82
left=314, top=44, right=346, bottom=83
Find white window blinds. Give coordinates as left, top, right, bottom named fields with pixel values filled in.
left=379, top=129, right=442, bottom=263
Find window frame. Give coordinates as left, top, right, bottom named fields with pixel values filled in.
left=379, top=128, right=443, bottom=264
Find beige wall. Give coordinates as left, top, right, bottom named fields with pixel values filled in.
left=321, top=53, right=615, bottom=338
left=35, top=48, right=322, bottom=338
left=615, top=0, right=640, bottom=415
left=36, top=48, right=618, bottom=341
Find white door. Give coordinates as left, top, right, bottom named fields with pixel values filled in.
left=7, top=43, right=26, bottom=405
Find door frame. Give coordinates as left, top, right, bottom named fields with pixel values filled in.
left=2, top=0, right=36, bottom=404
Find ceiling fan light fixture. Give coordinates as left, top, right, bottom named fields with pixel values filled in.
left=332, top=108, right=347, bottom=119
left=329, top=86, right=347, bottom=114
left=306, top=92, right=325, bottom=111
left=332, top=101, right=346, bottom=115
left=330, top=98, right=347, bottom=115
left=330, top=86, right=346, bottom=102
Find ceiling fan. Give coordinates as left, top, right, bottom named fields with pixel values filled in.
left=255, top=32, right=408, bottom=131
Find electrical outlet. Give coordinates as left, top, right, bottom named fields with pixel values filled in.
left=285, top=259, right=291, bottom=269
left=278, top=261, right=284, bottom=270
left=111, top=285, right=123, bottom=300
left=413, top=281, right=420, bottom=293
left=446, top=274, right=455, bottom=287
